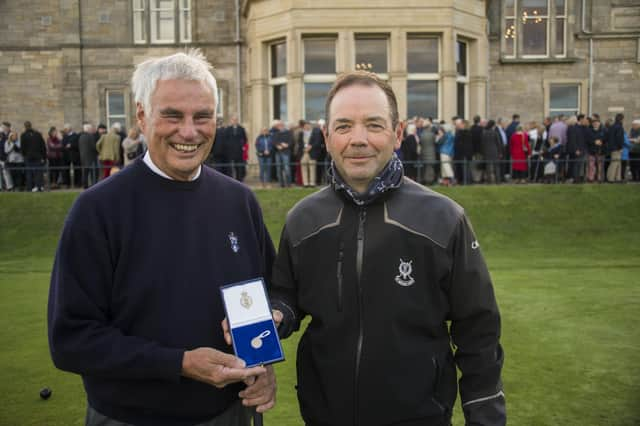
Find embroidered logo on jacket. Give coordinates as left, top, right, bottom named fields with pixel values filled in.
left=228, top=232, right=240, bottom=253
left=395, top=259, right=415, bottom=287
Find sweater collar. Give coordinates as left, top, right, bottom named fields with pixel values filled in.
left=143, top=151, right=202, bottom=181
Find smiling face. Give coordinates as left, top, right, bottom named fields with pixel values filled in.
left=325, top=84, right=403, bottom=194
left=137, top=79, right=216, bottom=181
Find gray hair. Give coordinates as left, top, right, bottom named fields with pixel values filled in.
left=131, top=49, right=218, bottom=116
left=83, top=123, right=92, bottom=132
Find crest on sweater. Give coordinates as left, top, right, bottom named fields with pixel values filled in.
left=228, top=232, right=240, bottom=253
left=395, top=259, right=415, bottom=287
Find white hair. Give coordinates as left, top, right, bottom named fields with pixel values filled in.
left=406, top=123, right=417, bottom=135
left=83, top=123, right=92, bottom=132
left=112, top=122, right=121, bottom=131
left=131, top=49, right=218, bottom=116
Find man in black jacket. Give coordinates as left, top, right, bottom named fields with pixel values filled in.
left=20, top=121, right=47, bottom=192
left=269, top=71, right=506, bottom=426
left=223, top=116, right=248, bottom=181
left=606, top=113, right=625, bottom=182
left=566, top=115, right=588, bottom=183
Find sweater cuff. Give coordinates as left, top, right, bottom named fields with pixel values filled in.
left=152, top=347, right=185, bottom=383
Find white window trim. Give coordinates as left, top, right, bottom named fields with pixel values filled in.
left=302, top=37, right=337, bottom=121
left=544, top=79, right=586, bottom=118
left=217, top=87, right=224, bottom=119
left=150, top=0, right=175, bottom=44
left=106, top=90, right=127, bottom=129
left=179, top=0, right=192, bottom=43
left=503, top=0, right=568, bottom=59
left=406, top=35, right=441, bottom=119
left=133, top=0, right=146, bottom=44
left=268, top=40, right=288, bottom=122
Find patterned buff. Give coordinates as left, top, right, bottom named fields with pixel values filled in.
left=329, top=153, right=404, bottom=206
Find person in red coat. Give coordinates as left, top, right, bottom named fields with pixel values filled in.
left=509, top=125, right=531, bottom=183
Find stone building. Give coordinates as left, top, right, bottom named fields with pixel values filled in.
left=0, top=0, right=638, bottom=144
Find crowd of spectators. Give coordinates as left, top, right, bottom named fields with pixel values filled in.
left=1, top=111, right=639, bottom=192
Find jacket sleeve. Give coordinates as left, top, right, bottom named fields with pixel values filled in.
left=269, top=225, right=303, bottom=339
left=447, top=214, right=506, bottom=426
left=47, top=197, right=184, bottom=382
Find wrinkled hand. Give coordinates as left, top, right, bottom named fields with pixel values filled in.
left=239, top=365, right=276, bottom=413
left=181, top=347, right=266, bottom=388
left=222, top=310, right=283, bottom=346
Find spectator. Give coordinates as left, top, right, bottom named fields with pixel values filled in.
left=453, top=118, right=472, bottom=184
left=224, top=116, right=248, bottom=182
left=46, top=126, right=64, bottom=188
left=565, top=115, right=586, bottom=183
left=509, top=125, right=530, bottom=183
left=505, top=114, right=520, bottom=144
left=297, top=121, right=316, bottom=187
left=4, top=131, right=24, bottom=190
left=272, top=120, right=293, bottom=187
left=0, top=121, right=14, bottom=191
left=606, top=113, right=625, bottom=183
left=419, top=118, right=437, bottom=184
left=436, top=124, right=455, bottom=186
left=311, top=119, right=328, bottom=185
left=209, top=118, right=227, bottom=173
left=78, top=123, right=98, bottom=189
left=496, top=117, right=509, bottom=180
left=587, top=118, right=606, bottom=183
left=122, top=127, right=144, bottom=167
left=470, top=115, right=485, bottom=183
left=61, top=124, right=81, bottom=188
left=482, top=120, right=503, bottom=184
left=96, top=123, right=122, bottom=179
left=629, top=119, right=640, bottom=182
left=20, top=121, right=47, bottom=192
left=542, top=137, right=562, bottom=183
left=255, top=127, right=272, bottom=188
left=401, top=123, right=419, bottom=181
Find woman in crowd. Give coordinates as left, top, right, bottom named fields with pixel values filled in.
left=436, top=124, right=455, bottom=186
left=46, top=126, right=63, bottom=188
left=509, top=125, right=531, bottom=183
left=121, top=127, right=144, bottom=167
left=255, top=127, right=273, bottom=188
left=4, top=131, right=24, bottom=190
left=401, top=123, right=419, bottom=181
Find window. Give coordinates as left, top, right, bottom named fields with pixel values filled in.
left=503, top=0, right=566, bottom=58
left=106, top=91, right=127, bottom=129
left=303, top=37, right=336, bottom=120
left=355, top=36, right=388, bottom=74
left=133, top=0, right=192, bottom=44
left=269, top=41, right=287, bottom=121
left=456, top=40, right=468, bottom=119
left=406, top=35, right=439, bottom=118
left=217, top=87, right=224, bottom=119
left=549, top=84, right=579, bottom=117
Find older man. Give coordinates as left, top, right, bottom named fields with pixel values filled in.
left=269, top=71, right=505, bottom=426
left=48, top=50, right=276, bottom=426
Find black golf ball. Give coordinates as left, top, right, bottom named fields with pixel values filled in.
left=39, top=387, right=52, bottom=400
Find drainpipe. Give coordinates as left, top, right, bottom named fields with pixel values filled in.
left=78, top=0, right=85, bottom=124
left=582, top=0, right=593, bottom=115
left=235, top=0, right=242, bottom=122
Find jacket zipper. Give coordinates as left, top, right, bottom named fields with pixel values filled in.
left=354, top=208, right=366, bottom=425
left=336, top=242, right=344, bottom=312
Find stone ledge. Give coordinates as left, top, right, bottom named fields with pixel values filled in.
left=499, top=57, right=580, bottom=64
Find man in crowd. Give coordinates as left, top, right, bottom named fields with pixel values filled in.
left=48, top=50, right=276, bottom=426
left=272, top=120, right=293, bottom=187
left=20, top=120, right=47, bottom=192
left=78, top=123, right=98, bottom=189
left=224, top=116, right=248, bottom=181
left=607, top=113, right=625, bottom=182
left=62, top=124, right=82, bottom=188
left=269, top=71, right=506, bottom=426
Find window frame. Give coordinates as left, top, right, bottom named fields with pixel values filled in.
left=502, top=0, right=568, bottom=60
left=268, top=40, right=288, bottom=122
left=354, top=34, right=390, bottom=78
left=543, top=79, right=586, bottom=118
left=105, top=90, right=128, bottom=130
left=302, top=36, right=337, bottom=121
left=406, top=34, right=441, bottom=119
left=132, top=0, right=192, bottom=45
left=456, top=39, right=469, bottom=120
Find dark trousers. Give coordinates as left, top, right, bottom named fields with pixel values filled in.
left=25, top=160, right=44, bottom=190
left=8, top=162, right=24, bottom=189
left=48, top=158, right=63, bottom=186
left=81, top=161, right=96, bottom=188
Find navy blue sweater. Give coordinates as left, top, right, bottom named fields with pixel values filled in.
left=48, top=159, right=275, bottom=425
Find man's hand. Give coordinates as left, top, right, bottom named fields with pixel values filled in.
left=239, top=365, right=276, bottom=413
left=222, top=310, right=283, bottom=346
left=181, top=348, right=266, bottom=388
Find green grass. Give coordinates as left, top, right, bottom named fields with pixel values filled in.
left=1, top=185, right=639, bottom=425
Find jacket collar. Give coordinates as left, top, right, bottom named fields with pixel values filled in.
left=329, top=153, right=404, bottom=206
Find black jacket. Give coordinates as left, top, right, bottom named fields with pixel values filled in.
left=223, top=125, right=247, bottom=161
left=271, top=179, right=505, bottom=426
left=20, top=129, right=47, bottom=162
left=608, top=122, right=625, bottom=152
left=309, top=127, right=326, bottom=161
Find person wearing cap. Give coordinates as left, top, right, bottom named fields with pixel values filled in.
left=48, top=50, right=277, bottom=426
